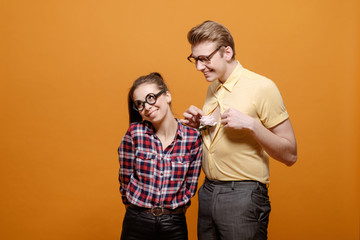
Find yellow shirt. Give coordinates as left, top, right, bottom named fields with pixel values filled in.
left=201, top=62, right=289, bottom=183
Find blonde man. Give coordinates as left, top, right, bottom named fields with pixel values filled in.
left=181, top=20, right=297, bottom=240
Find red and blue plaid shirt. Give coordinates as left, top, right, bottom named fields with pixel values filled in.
left=118, top=119, right=202, bottom=209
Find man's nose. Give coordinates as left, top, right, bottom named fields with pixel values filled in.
left=196, top=60, right=206, bottom=71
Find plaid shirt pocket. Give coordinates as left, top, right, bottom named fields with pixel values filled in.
left=170, top=156, right=191, bottom=181
left=135, top=151, right=156, bottom=181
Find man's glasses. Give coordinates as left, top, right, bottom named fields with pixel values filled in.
left=133, top=89, right=166, bottom=112
left=187, top=46, right=224, bottom=64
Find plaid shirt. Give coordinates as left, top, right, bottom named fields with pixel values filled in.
left=118, top=119, right=202, bottom=209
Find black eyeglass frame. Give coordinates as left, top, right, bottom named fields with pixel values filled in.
left=187, top=46, right=224, bottom=64
left=133, top=89, right=166, bottom=112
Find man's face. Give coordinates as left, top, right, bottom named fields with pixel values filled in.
left=190, top=41, right=227, bottom=83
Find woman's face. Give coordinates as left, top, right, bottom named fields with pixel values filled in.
left=132, top=83, right=171, bottom=124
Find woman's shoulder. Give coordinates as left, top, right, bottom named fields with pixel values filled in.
left=128, top=121, right=142, bottom=130
left=128, top=121, right=153, bottom=133
left=177, top=119, right=201, bottom=137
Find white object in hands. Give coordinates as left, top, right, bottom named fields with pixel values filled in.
left=199, top=115, right=217, bottom=130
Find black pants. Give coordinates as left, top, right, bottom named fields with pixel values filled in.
left=198, top=178, right=271, bottom=240
left=121, top=207, right=188, bottom=240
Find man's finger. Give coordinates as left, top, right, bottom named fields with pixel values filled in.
left=183, top=112, right=194, bottom=120
left=179, top=119, right=189, bottom=125
left=188, top=105, right=205, bottom=117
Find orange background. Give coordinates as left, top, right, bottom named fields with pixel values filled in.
left=1, top=0, right=359, bottom=239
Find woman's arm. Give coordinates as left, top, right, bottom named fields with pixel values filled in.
left=185, top=133, right=203, bottom=196
left=118, top=129, right=135, bottom=205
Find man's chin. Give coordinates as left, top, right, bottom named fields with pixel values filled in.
left=204, top=76, right=217, bottom=82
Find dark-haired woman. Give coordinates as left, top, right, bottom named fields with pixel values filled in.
left=118, top=72, right=202, bottom=240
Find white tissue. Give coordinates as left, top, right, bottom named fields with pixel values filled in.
left=200, top=115, right=217, bottom=127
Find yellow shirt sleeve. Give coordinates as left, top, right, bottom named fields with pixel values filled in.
left=254, top=80, right=289, bottom=128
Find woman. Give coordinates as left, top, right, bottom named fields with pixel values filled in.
left=118, top=72, right=202, bottom=240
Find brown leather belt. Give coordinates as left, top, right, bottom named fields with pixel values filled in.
left=129, top=204, right=186, bottom=217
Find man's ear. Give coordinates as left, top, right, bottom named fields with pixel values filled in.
left=224, top=46, right=234, bottom=61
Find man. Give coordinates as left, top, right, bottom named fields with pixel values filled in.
left=180, top=20, right=297, bottom=240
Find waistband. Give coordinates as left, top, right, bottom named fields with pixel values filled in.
left=204, top=178, right=268, bottom=189
left=128, top=204, right=187, bottom=217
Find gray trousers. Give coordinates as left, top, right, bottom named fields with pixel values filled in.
left=198, top=178, right=271, bottom=240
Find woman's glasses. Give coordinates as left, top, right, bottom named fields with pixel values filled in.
left=133, top=89, right=166, bottom=111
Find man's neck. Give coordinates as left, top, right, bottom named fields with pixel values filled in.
left=219, top=60, right=238, bottom=83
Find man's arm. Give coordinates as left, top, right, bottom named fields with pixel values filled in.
left=221, top=108, right=297, bottom=166
left=258, top=118, right=297, bottom=166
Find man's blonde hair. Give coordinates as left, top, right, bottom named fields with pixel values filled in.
left=187, top=20, right=235, bottom=60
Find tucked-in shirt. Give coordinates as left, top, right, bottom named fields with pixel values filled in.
left=201, top=62, right=289, bottom=183
left=118, top=119, right=202, bottom=209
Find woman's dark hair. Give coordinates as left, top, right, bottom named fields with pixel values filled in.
left=128, top=72, right=169, bottom=124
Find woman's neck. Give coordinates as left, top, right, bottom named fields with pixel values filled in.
left=155, top=115, right=177, bottom=137
left=154, top=115, right=177, bottom=149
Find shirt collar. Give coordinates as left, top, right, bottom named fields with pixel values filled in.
left=175, top=119, right=185, bottom=140
left=143, top=120, right=155, bottom=135
left=215, top=61, right=243, bottom=92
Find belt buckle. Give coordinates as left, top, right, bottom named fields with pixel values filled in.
left=151, top=206, right=164, bottom=217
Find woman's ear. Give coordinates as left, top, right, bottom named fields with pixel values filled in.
left=165, top=91, right=172, bottom=104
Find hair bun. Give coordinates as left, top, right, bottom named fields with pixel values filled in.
left=150, top=72, right=162, bottom=79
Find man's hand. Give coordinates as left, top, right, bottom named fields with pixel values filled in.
left=221, top=108, right=255, bottom=132
left=180, top=105, right=205, bottom=129
left=221, top=108, right=297, bottom=166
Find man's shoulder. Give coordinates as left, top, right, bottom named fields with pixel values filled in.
left=241, top=68, right=271, bottom=82
left=239, top=68, right=278, bottom=89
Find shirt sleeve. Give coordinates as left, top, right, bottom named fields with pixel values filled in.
left=118, top=127, right=135, bottom=205
left=256, top=80, right=289, bottom=128
left=185, top=133, right=203, bottom=197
